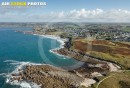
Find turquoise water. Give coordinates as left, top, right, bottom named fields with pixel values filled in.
left=0, top=27, right=82, bottom=88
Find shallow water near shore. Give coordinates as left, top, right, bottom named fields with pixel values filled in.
left=0, top=27, right=82, bottom=88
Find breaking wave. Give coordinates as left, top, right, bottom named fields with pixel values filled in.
left=4, top=60, right=42, bottom=88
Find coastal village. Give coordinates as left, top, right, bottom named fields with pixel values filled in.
left=5, top=23, right=130, bottom=88
left=31, top=23, right=130, bottom=42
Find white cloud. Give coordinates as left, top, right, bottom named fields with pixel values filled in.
left=1, top=8, right=130, bottom=22
left=67, top=8, right=103, bottom=19
left=44, top=8, right=130, bottom=22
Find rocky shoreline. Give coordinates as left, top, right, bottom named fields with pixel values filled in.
left=11, top=30, right=121, bottom=88
left=16, top=30, right=120, bottom=70
left=8, top=61, right=119, bottom=88
left=54, top=48, right=120, bottom=72
left=9, top=64, right=102, bottom=88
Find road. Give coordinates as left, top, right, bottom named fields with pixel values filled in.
left=96, top=70, right=130, bottom=88
left=96, top=74, right=116, bottom=88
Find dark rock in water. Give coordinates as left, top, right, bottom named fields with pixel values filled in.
left=93, top=77, right=99, bottom=82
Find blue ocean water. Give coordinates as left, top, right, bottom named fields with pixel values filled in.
left=0, top=27, right=82, bottom=88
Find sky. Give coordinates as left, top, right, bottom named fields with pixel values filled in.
left=0, top=0, right=130, bottom=22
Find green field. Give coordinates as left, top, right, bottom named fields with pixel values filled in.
left=123, top=26, right=130, bottom=32
left=97, top=71, right=130, bottom=88
left=73, top=39, right=130, bottom=69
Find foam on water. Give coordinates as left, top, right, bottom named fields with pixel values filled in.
left=4, top=59, right=64, bottom=88
left=4, top=60, right=20, bottom=63
left=2, top=34, right=77, bottom=88
left=49, top=49, right=70, bottom=59
left=34, top=34, right=66, bottom=49
left=33, top=34, right=70, bottom=59
left=0, top=73, right=7, bottom=76
left=4, top=60, right=42, bottom=88
left=19, top=82, right=41, bottom=88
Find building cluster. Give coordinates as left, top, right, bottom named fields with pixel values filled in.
left=43, top=24, right=130, bottom=42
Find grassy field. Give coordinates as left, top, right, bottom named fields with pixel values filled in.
left=73, top=39, right=130, bottom=69
left=123, top=26, right=130, bottom=32
left=45, top=31, right=64, bottom=35
left=97, top=71, right=130, bottom=88
left=80, top=71, right=130, bottom=88
left=87, top=51, right=130, bottom=69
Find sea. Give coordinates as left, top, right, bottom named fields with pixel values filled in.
left=0, top=27, right=84, bottom=88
